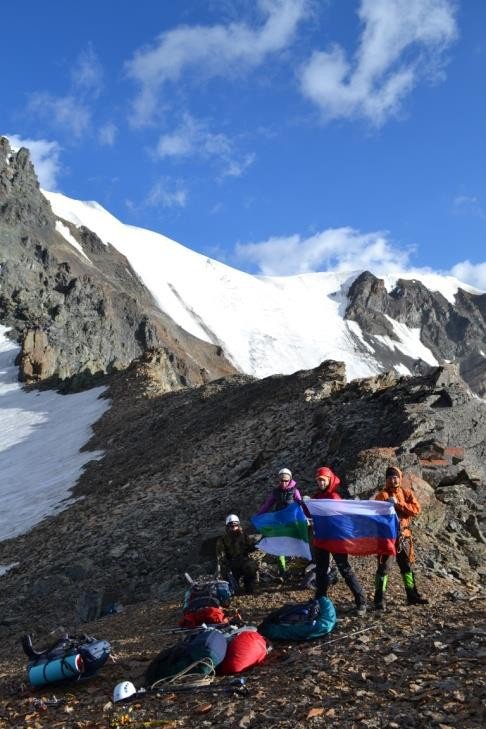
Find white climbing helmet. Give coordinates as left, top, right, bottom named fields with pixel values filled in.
left=225, top=514, right=240, bottom=526
left=113, top=680, right=137, bottom=703
left=278, top=468, right=292, bottom=479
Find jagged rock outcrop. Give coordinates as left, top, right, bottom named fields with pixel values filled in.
left=0, top=358, right=483, bottom=631
left=0, top=137, right=235, bottom=388
left=345, top=271, right=486, bottom=396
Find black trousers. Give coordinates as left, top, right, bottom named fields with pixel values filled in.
left=376, top=537, right=412, bottom=576
left=314, top=548, right=366, bottom=606
left=226, top=557, right=257, bottom=589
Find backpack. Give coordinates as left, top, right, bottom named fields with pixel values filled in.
left=22, top=634, right=111, bottom=687
left=182, top=580, right=233, bottom=613
left=273, top=486, right=297, bottom=511
left=145, top=628, right=228, bottom=688
left=179, top=606, right=228, bottom=628
left=258, top=597, right=336, bottom=641
left=218, top=630, right=268, bottom=674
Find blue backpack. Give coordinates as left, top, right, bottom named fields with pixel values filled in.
left=22, top=634, right=111, bottom=687
left=183, top=579, right=233, bottom=613
left=258, top=597, right=336, bottom=641
left=145, top=628, right=228, bottom=688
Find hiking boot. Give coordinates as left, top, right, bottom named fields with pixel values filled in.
left=406, top=588, right=429, bottom=605
left=403, top=572, right=428, bottom=606
left=374, top=573, right=388, bottom=611
left=355, top=603, right=367, bottom=617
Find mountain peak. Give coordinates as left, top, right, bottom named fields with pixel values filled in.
left=1, top=135, right=485, bottom=397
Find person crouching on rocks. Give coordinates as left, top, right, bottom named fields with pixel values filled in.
left=215, top=515, right=258, bottom=594
left=256, top=468, right=302, bottom=578
left=312, top=467, right=367, bottom=617
left=374, top=466, right=428, bottom=609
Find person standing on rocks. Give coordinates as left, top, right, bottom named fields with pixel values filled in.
left=311, top=466, right=367, bottom=617
left=374, top=466, right=429, bottom=609
left=256, top=468, right=303, bottom=578
left=215, top=514, right=258, bottom=594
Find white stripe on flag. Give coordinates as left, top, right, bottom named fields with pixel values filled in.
left=256, top=536, right=312, bottom=560
left=306, top=499, right=396, bottom=518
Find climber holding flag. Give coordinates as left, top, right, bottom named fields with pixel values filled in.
left=374, top=466, right=429, bottom=610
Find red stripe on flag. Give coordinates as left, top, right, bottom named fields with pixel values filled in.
left=313, top=536, right=396, bottom=556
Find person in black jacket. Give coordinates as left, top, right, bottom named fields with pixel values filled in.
left=215, top=514, right=258, bottom=594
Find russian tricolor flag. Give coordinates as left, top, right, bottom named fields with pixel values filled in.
left=306, top=499, right=399, bottom=556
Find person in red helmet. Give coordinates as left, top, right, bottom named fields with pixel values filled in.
left=311, top=466, right=367, bottom=616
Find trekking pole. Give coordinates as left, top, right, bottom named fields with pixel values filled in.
left=321, top=623, right=378, bottom=646
left=155, top=677, right=247, bottom=696
left=156, top=622, right=234, bottom=636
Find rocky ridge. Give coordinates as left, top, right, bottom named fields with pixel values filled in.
left=345, top=271, right=486, bottom=397
left=1, top=135, right=485, bottom=727
left=0, top=357, right=484, bottom=727
left=2, top=136, right=486, bottom=399
left=0, top=356, right=483, bottom=630
left=0, top=137, right=235, bottom=389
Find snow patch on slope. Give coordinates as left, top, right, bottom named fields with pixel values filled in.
left=375, top=316, right=439, bottom=366
left=382, top=272, right=482, bottom=305
left=55, top=220, right=91, bottom=262
left=0, top=326, right=109, bottom=542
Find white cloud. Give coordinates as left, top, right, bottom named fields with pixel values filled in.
left=156, top=113, right=255, bottom=178
left=450, top=260, right=486, bottom=290
left=236, top=226, right=412, bottom=275
left=221, top=152, right=256, bottom=178
left=28, top=93, right=91, bottom=138
left=6, top=134, right=62, bottom=190
left=25, top=45, right=105, bottom=140
left=98, top=122, right=118, bottom=146
left=146, top=178, right=188, bottom=208
left=72, top=45, right=104, bottom=97
left=453, top=194, right=486, bottom=220
left=125, top=0, right=309, bottom=125
left=300, top=0, right=457, bottom=126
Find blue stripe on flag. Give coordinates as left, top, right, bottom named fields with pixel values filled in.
left=312, top=513, right=397, bottom=542
left=251, top=501, right=306, bottom=530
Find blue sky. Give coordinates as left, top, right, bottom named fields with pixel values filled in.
left=1, top=0, right=485, bottom=287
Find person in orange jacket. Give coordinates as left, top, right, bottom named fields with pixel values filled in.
left=374, top=466, right=428, bottom=609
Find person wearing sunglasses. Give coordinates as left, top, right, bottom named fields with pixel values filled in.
left=256, top=467, right=302, bottom=578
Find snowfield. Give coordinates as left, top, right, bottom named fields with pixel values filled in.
left=0, top=326, right=109, bottom=543
left=45, top=191, right=479, bottom=381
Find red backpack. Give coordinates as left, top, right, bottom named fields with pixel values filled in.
left=218, top=630, right=267, bottom=674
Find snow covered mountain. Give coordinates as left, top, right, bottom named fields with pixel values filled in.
left=43, top=190, right=486, bottom=394
left=1, top=137, right=485, bottom=395
left=43, top=189, right=483, bottom=380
